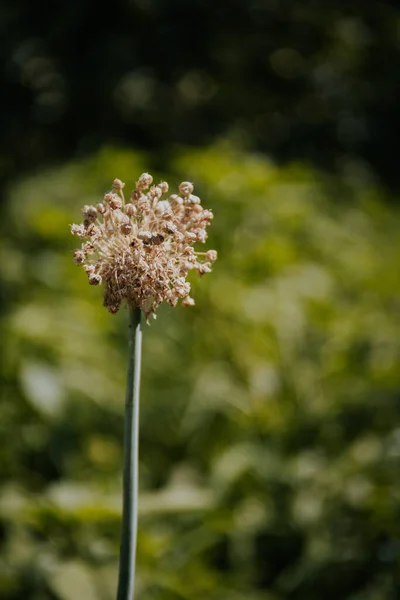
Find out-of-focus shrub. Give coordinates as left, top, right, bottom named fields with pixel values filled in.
left=1, top=145, right=399, bottom=599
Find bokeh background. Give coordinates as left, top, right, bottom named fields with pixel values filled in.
left=1, top=2, right=400, bottom=599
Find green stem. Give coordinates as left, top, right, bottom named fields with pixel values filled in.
left=117, top=306, right=142, bottom=600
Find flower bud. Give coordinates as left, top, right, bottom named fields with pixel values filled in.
left=124, top=203, right=136, bottom=216
left=120, top=222, right=132, bottom=235
left=84, top=264, right=95, bottom=274
left=82, top=242, right=94, bottom=254
left=196, top=229, right=207, bottom=243
left=191, top=204, right=203, bottom=214
left=182, top=296, right=195, bottom=307
left=131, top=190, right=142, bottom=202
left=83, top=205, right=98, bottom=223
left=197, top=263, right=212, bottom=276
left=159, top=181, right=169, bottom=194
left=174, top=279, right=191, bottom=298
left=137, top=197, right=151, bottom=211
left=167, top=293, right=179, bottom=307
left=138, top=230, right=152, bottom=244
left=169, top=194, right=182, bottom=204
left=206, top=249, right=218, bottom=262
left=108, top=195, right=122, bottom=210
left=149, top=186, right=162, bottom=200
left=89, top=273, right=102, bottom=285
left=179, top=181, right=194, bottom=197
left=112, top=178, right=125, bottom=190
left=164, top=223, right=177, bottom=235
left=155, top=200, right=171, bottom=216
left=85, top=223, right=100, bottom=237
left=73, top=250, right=85, bottom=265
left=108, top=303, right=120, bottom=314
left=202, top=210, right=214, bottom=221
left=151, top=233, right=164, bottom=245
left=71, top=224, right=86, bottom=237
left=136, top=173, right=153, bottom=190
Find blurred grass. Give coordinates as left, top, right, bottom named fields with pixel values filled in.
left=1, top=145, right=400, bottom=599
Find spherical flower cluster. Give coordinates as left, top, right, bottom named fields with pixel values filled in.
left=71, top=173, right=217, bottom=318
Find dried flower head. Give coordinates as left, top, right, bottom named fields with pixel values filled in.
left=71, top=173, right=216, bottom=318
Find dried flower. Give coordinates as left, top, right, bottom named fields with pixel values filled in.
left=206, top=249, right=218, bottom=262
left=136, top=173, right=153, bottom=190
left=71, top=173, right=216, bottom=318
left=179, top=181, right=194, bottom=197
left=182, top=295, right=195, bottom=307
left=112, top=178, right=125, bottom=190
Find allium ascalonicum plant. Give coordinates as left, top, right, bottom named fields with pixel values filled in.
left=71, top=173, right=216, bottom=600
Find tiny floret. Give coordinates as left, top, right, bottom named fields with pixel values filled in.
left=136, top=173, right=153, bottom=190
left=71, top=172, right=216, bottom=318
left=179, top=182, right=194, bottom=197
left=112, top=178, right=125, bottom=190
left=89, top=274, right=102, bottom=285
left=206, top=249, right=218, bottom=262
left=182, top=296, right=195, bottom=307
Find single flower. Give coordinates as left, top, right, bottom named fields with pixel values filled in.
left=71, top=173, right=217, bottom=318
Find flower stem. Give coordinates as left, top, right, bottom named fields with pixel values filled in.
left=117, top=306, right=142, bottom=600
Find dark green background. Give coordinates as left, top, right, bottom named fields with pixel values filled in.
left=1, top=2, right=400, bottom=599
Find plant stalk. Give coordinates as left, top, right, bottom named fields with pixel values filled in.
left=117, top=306, right=142, bottom=600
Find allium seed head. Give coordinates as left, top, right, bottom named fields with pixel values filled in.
left=70, top=173, right=216, bottom=318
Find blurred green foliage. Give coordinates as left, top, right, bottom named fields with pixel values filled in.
left=1, top=1, right=399, bottom=190
left=1, top=145, right=400, bottom=599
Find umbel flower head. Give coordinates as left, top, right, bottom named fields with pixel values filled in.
left=71, top=173, right=217, bottom=318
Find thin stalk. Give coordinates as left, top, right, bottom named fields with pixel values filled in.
left=117, top=306, right=142, bottom=600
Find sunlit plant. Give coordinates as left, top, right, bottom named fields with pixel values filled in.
left=71, top=172, right=216, bottom=600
